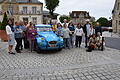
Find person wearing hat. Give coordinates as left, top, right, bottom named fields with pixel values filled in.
left=83, top=19, right=91, bottom=48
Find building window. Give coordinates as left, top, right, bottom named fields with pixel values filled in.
left=23, top=17, right=28, bottom=23
left=32, top=17, right=37, bottom=24
left=8, top=5, right=13, bottom=15
left=32, top=7, right=37, bottom=14
left=74, top=13, right=76, bottom=17
left=23, top=7, right=27, bottom=14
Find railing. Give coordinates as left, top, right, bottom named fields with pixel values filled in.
left=0, top=11, right=42, bottom=15
left=19, top=11, right=42, bottom=15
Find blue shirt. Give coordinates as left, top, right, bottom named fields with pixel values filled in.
left=56, top=27, right=63, bottom=36
left=14, top=26, right=23, bottom=38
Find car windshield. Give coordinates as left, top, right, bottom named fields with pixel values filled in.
left=37, top=27, right=52, bottom=32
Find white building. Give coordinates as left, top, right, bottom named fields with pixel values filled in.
left=0, top=0, right=43, bottom=24
left=112, top=0, right=120, bottom=33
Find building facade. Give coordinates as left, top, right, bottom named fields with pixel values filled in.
left=0, top=0, right=43, bottom=24
left=69, top=11, right=92, bottom=25
left=43, top=11, right=59, bottom=24
left=112, top=0, right=120, bottom=33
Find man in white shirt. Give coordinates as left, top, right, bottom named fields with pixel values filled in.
left=83, top=19, right=91, bottom=48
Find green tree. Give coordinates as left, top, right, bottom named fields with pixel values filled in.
left=92, top=21, right=97, bottom=27
left=59, top=15, right=71, bottom=23
left=45, top=0, right=59, bottom=19
left=97, top=17, right=109, bottom=27
left=0, top=12, right=8, bottom=30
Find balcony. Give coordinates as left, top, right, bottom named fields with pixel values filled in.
left=0, top=10, right=42, bottom=15
left=18, top=10, right=42, bottom=15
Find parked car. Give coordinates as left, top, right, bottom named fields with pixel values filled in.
left=108, top=27, right=113, bottom=32
left=101, top=27, right=109, bottom=31
left=35, top=24, right=64, bottom=53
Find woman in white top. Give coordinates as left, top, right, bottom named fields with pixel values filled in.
left=62, top=23, right=71, bottom=49
left=6, top=19, right=15, bottom=55
left=89, top=24, right=95, bottom=37
left=74, top=23, right=84, bottom=48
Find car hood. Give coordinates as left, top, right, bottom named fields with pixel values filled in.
left=37, top=32, right=59, bottom=41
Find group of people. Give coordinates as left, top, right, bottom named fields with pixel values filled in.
left=6, top=19, right=37, bottom=54
left=52, top=19, right=103, bottom=51
left=6, top=18, right=103, bottom=55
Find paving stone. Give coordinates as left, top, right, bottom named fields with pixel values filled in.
left=67, top=75, right=73, bottom=79
left=86, top=75, right=93, bottom=79
left=74, top=77, right=81, bottom=80
left=105, top=75, right=112, bottom=79
left=93, top=77, right=101, bottom=80
left=0, top=42, right=120, bottom=80
left=56, top=76, right=63, bottom=80
left=99, top=76, right=107, bottom=80
left=91, top=74, right=98, bottom=78
left=80, top=76, right=87, bottom=80
left=72, top=74, right=79, bottom=78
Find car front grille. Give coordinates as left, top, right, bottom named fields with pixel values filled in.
left=49, top=41, right=57, bottom=44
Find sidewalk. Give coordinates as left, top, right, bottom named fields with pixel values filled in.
left=103, top=31, right=120, bottom=38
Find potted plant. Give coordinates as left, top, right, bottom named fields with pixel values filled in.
left=0, top=12, right=8, bottom=42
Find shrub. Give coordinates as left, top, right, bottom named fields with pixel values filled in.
left=0, top=12, right=8, bottom=30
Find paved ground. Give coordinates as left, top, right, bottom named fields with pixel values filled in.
left=105, top=37, right=120, bottom=50
left=0, top=32, right=120, bottom=80
left=102, top=32, right=120, bottom=38
left=102, top=31, right=120, bottom=50
left=0, top=41, right=120, bottom=80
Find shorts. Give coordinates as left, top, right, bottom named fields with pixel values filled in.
left=8, top=34, right=15, bottom=46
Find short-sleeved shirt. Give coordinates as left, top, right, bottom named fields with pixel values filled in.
left=6, top=25, right=15, bottom=45
left=74, top=28, right=83, bottom=36
left=62, top=28, right=70, bottom=38
left=6, top=25, right=14, bottom=35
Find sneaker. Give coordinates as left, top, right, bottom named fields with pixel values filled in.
left=16, top=51, right=21, bottom=53
left=8, top=52, right=15, bottom=55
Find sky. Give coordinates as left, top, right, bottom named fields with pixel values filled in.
left=39, top=0, right=115, bottom=20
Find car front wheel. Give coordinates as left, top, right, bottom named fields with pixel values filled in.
left=58, top=48, right=62, bottom=51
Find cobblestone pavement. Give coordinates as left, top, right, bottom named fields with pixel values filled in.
left=0, top=42, right=120, bottom=80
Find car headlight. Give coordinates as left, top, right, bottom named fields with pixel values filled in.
left=41, top=38, right=45, bottom=40
left=60, top=36, right=63, bottom=39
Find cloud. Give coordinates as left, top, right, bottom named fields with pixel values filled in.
left=39, top=0, right=115, bottom=19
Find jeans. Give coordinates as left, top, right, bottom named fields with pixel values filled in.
left=70, top=35, right=74, bottom=48
left=15, top=38, right=22, bottom=51
left=85, top=36, right=88, bottom=47
left=28, top=40, right=35, bottom=52
left=75, top=36, right=82, bottom=47
left=63, top=38, right=71, bottom=49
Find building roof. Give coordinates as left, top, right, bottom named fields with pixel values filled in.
left=70, top=11, right=91, bottom=18
left=71, top=11, right=88, bottom=13
left=17, top=0, right=42, bottom=4
left=0, top=0, right=43, bottom=4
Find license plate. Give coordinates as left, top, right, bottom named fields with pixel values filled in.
left=50, top=45, right=56, bottom=47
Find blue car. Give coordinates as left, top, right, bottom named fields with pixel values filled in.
left=35, top=24, right=64, bottom=52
